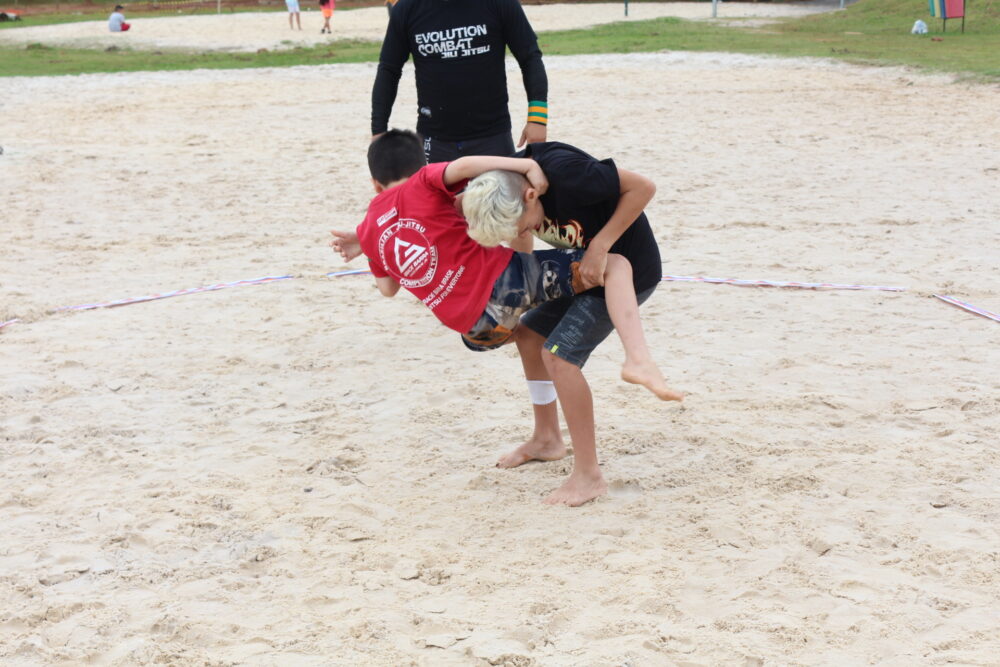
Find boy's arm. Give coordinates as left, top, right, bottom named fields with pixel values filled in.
left=443, top=156, right=547, bottom=195
left=578, top=168, right=655, bottom=288
left=330, top=229, right=399, bottom=296
left=375, top=275, right=401, bottom=297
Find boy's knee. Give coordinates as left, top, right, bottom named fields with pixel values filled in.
left=541, top=347, right=577, bottom=376
left=606, top=253, right=632, bottom=275
left=514, top=325, right=544, bottom=350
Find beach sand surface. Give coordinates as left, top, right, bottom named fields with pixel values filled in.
left=0, top=2, right=835, bottom=52
left=2, top=25, right=1000, bottom=667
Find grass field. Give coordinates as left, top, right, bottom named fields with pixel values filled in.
left=2, top=0, right=999, bottom=79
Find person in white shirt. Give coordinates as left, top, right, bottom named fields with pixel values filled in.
left=285, top=0, right=301, bottom=30
left=108, top=4, right=130, bottom=32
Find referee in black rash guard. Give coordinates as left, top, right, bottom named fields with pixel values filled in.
left=371, top=0, right=549, bottom=164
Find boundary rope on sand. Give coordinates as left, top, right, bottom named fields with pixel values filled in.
left=933, top=294, right=1000, bottom=324
left=326, top=269, right=372, bottom=278
left=2, top=271, right=996, bottom=333
left=54, top=275, right=294, bottom=312
left=660, top=275, right=907, bottom=292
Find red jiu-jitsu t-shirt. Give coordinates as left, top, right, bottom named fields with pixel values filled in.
left=356, top=162, right=514, bottom=333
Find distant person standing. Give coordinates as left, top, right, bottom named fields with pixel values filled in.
left=286, top=0, right=302, bottom=30
left=108, top=4, right=131, bottom=32
left=319, top=0, right=334, bottom=34
left=371, top=0, right=548, bottom=164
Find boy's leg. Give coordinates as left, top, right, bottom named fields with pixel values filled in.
left=497, top=326, right=566, bottom=468
left=510, top=289, right=658, bottom=505
left=603, top=254, right=683, bottom=402
left=541, top=351, right=607, bottom=507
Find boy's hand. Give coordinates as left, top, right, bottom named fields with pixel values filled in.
left=330, top=229, right=362, bottom=262
left=579, top=245, right=608, bottom=289
left=525, top=160, right=548, bottom=195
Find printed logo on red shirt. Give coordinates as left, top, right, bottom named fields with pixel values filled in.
left=377, top=218, right=439, bottom=288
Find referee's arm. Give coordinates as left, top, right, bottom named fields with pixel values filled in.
left=500, top=0, right=548, bottom=146
left=371, top=7, right=411, bottom=137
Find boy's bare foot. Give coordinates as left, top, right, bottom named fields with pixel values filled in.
left=621, top=360, right=684, bottom=402
left=496, top=436, right=566, bottom=469
left=543, top=471, right=608, bottom=507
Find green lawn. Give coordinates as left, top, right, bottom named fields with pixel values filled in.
left=2, top=0, right=998, bottom=80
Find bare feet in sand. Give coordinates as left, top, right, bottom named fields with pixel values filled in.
left=496, top=435, right=567, bottom=469
left=621, top=359, right=684, bottom=402
left=543, top=470, right=608, bottom=506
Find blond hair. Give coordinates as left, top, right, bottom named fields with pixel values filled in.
left=462, top=170, right=527, bottom=247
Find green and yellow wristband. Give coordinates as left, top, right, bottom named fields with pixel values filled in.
left=527, top=100, right=548, bottom=126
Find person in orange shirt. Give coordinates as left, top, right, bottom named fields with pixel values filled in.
left=319, top=0, right=334, bottom=34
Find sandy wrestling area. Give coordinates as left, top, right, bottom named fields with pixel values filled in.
left=3, top=28, right=1000, bottom=667
left=0, top=2, right=838, bottom=52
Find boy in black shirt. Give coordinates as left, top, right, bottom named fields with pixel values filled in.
left=461, top=142, right=681, bottom=507
left=371, top=0, right=548, bottom=163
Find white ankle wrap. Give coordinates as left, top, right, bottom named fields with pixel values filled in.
left=527, top=380, right=557, bottom=405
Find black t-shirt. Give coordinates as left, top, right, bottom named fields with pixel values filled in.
left=372, top=0, right=547, bottom=142
left=516, top=142, right=662, bottom=296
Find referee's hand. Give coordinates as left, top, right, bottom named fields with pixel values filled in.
left=518, top=122, right=547, bottom=148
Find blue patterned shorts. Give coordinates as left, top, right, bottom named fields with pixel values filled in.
left=462, top=249, right=586, bottom=351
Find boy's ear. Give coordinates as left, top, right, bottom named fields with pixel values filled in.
left=524, top=186, right=539, bottom=204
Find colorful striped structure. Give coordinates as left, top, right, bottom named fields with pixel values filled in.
left=929, top=0, right=966, bottom=32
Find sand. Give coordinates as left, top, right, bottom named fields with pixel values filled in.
left=0, top=2, right=837, bottom=52
left=3, top=7, right=1000, bottom=666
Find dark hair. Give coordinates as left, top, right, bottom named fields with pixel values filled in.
left=367, top=129, right=426, bottom=185
left=114, top=4, right=123, bottom=9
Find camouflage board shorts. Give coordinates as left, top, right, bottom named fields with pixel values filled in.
left=462, top=249, right=586, bottom=351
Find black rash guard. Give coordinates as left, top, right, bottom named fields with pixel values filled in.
left=371, top=0, right=548, bottom=142
left=517, top=142, right=663, bottom=296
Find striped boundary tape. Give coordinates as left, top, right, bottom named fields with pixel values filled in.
left=330, top=271, right=910, bottom=292
left=2, top=271, right=995, bottom=332
left=661, top=275, right=907, bottom=292
left=54, top=275, right=294, bottom=313
left=326, top=269, right=371, bottom=277
left=933, top=294, right=1000, bottom=324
